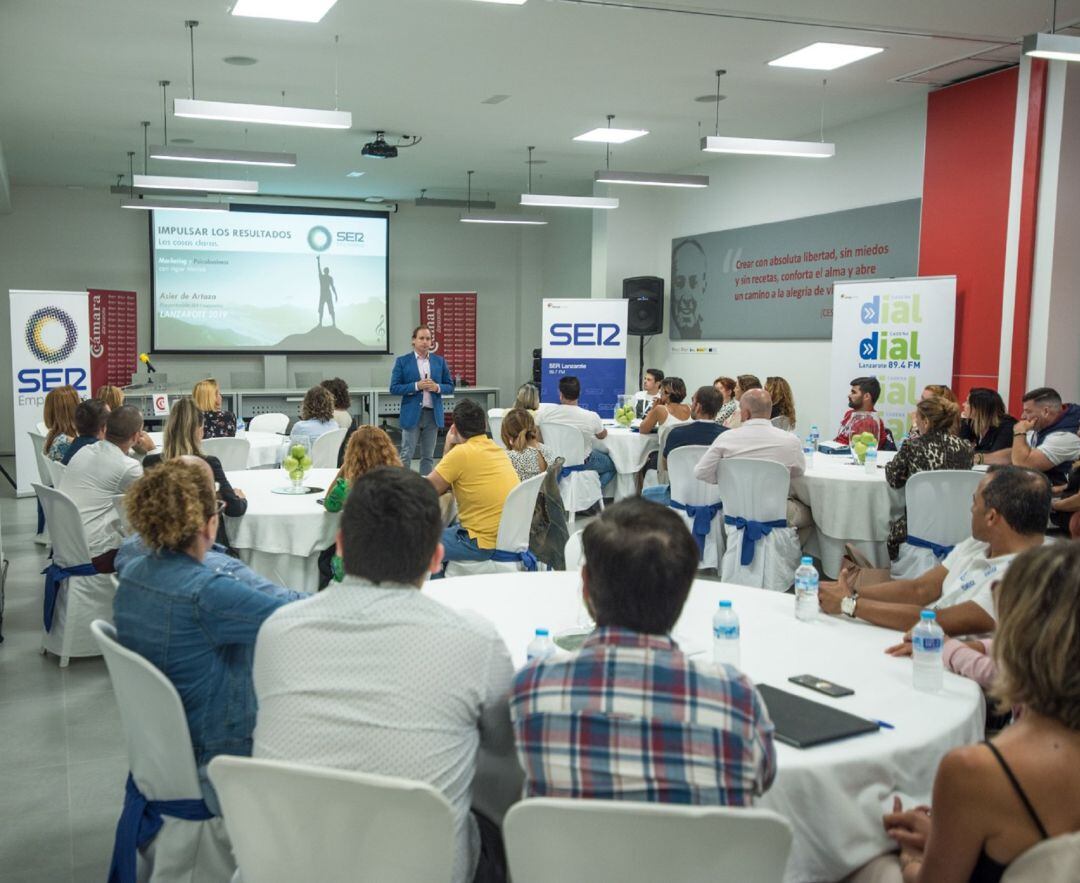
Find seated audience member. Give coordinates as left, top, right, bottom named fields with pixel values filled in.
left=834, top=376, right=890, bottom=447
left=500, top=408, right=556, bottom=482
left=321, top=377, right=354, bottom=430
left=43, top=384, right=80, bottom=462
left=1051, top=458, right=1080, bottom=538
left=537, top=375, right=616, bottom=492
left=193, top=378, right=236, bottom=439
left=819, top=466, right=1049, bottom=635
left=722, top=374, right=762, bottom=429
left=95, top=384, right=124, bottom=411
left=877, top=542, right=1080, bottom=882
left=254, top=467, right=514, bottom=883
left=885, top=397, right=974, bottom=560
left=905, top=383, right=956, bottom=440
left=634, top=367, right=664, bottom=417
left=324, top=425, right=401, bottom=512
left=642, top=385, right=726, bottom=506
left=639, top=376, right=691, bottom=435
left=960, top=387, right=1017, bottom=462
left=511, top=498, right=776, bottom=804
left=765, top=376, right=797, bottom=432
left=290, top=385, right=339, bottom=444
left=1004, top=386, right=1080, bottom=484
left=429, top=399, right=519, bottom=568
left=513, top=382, right=541, bottom=415
left=713, top=376, right=738, bottom=426
left=114, top=459, right=303, bottom=813
left=58, top=405, right=146, bottom=571
left=60, top=398, right=108, bottom=465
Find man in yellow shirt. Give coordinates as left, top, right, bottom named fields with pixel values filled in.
left=428, top=399, right=519, bottom=572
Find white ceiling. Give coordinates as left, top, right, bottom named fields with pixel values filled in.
left=1, top=0, right=1077, bottom=202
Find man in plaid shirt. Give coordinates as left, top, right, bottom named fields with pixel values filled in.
left=510, top=498, right=776, bottom=805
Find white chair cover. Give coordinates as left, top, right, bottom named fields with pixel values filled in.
left=714, top=458, right=800, bottom=591
left=247, top=413, right=289, bottom=435
left=667, top=446, right=725, bottom=570
left=91, top=621, right=235, bottom=883
left=46, top=459, right=67, bottom=487
left=563, top=530, right=584, bottom=570
left=504, top=798, right=792, bottom=883
left=541, top=423, right=602, bottom=523
left=33, top=484, right=117, bottom=665
left=35, top=420, right=48, bottom=434
left=29, top=430, right=52, bottom=543
left=310, top=428, right=347, bottom=468
left=445, top=473, right=545, bottom=576
left=208, top=756, right=454, bottom=883
left=1001, top=832, right=1080, bottom=882
left=200, top=437, right=251, bottom=472
left=891, top=470, right=983, bottom=580
left=487, top=408, right=504, bottom=444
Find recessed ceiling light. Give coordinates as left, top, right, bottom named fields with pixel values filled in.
left=170, top=138, right=196, bottom=144
left=768, top=42, right=884, bottom=70
left=346, top=171, right=365, bottom=178
left=229, top=0, right=338, bottom=23
left=223, top=56, right=259, bottom=66
left=573, top=127, right=648, bottom=144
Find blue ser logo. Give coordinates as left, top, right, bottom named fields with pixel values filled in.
left=549, top=323, right=621, bottom=346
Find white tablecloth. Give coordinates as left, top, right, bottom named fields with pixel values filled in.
left=793, top=452, right=906, bottom=578
left=424, top=571, right=984, bottom=883
left=146, top=430, right=286, bottom=469
left=223, top=467, right=340, bottom=593
left=593, top=426, right=658, bottom=499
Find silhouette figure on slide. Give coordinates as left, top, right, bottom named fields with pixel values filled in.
left=316, top=256, right=338, bottom=327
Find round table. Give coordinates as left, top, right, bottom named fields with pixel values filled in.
left=424, top=571, right=984, bottom=883
left=223, top=467, right=340, bottom=593
left=146, top=430, right=286, bottom=469
left=593, top=425, right=658, bottom=499
left=792, top=451, right=906, bottom=578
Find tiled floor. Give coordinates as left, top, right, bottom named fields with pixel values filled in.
left=0, top=492, right=126, bottom=883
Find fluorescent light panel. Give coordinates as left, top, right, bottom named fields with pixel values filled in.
left=573, top=127, right=648, bottom=144
left=417, top=197, right=496, bottom=209
left=174, top=97, right=352, bottom=130
left=594, top=169, right=709, bottom=188
left=472, top=0, right=527, bottom=4
left=134, top=174, right=259, bottom=193
left=229, top=0, right=338, bottom=22
left=700, top=135, right=834, bottom=158
left=768, top=42, right=884, bottom=70
left=150, top=145, right=297, bottom=167
left=460, top=212, right=547, bottom=225
left=121, top=199, right=229, bottom=213
left=521, top=193, right=619, bottom=209
left=1022, top=32, right=1080, bottom=62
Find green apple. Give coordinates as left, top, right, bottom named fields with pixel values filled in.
left=290, top=444, right=307, bottom=459
left=282, top=455, right=298, bottom=471
left=300, top=456, right=313, bottom=469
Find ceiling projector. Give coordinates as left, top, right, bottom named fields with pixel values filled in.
left=361, top=132, right=398, bottom=159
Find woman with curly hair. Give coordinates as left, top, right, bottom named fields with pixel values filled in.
left=113, top=458, right=303, bottom=812
left=765, top=376, right=797, bottom=432
left=43, top=385, right=80, bottom=461
left=291, top=385, right=339, bottom=444
left=193, top=378, right=237, bottom=439
left=321, top=377, right=354, bottom=430
left=324, top=426, right=402, bottom=512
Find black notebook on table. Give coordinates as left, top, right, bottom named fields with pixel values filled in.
left=757, top=684, right=880, bottom=748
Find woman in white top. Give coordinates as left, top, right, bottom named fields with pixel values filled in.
left=290, top=386, right=339, bottom=444
left=321, top=377, right=354, bottom=430
left=500, top=408, right=556, bottom=481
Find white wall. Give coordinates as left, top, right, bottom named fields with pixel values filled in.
left=594, top=100, right=928, bottom=435
left=0, top=187, right=591, bottom=454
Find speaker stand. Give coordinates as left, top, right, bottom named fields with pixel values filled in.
left=637, top=335, right=647, bottom=390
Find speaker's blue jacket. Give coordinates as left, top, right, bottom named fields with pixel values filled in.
left=389, top=351, right=455, bottom=429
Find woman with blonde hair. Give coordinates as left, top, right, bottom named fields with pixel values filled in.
left=324, top=426, right=402, bottom=512
left=193, top=378, right=236, bottom=439
left=43, top=385, right=80, bottom=461
left=765, top=376, right=797, bottom=432
left=907, top=384, right=957, bottom=440
left=960, top=387, right=1016, bottom=460
left=291, top=385, right=338, bottom=444
left=513, top=383, right=541, bottom=414
left=96, top=385, right=124, bottom=411
left=880, top=542, right=1080, bottom=881
left=885, top=396, right=973, bottom=559
left=500, top=408, right=556, bottom=481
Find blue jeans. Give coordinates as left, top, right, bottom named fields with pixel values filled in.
left=401, top=407, right=438, bottom=476
left=586, top=449, right=616, bottom=493
left=641, top=484, right=671, bottom=506
left=433, top=526, right=494, bottom=578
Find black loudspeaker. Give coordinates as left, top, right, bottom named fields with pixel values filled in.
left=531, top=347, right=542, bottom=384
left=623, top=276, right=664, bottom=335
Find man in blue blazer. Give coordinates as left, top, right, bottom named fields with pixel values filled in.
left=389, top=325, right=455, bottom=475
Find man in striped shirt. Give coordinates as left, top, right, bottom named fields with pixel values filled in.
left=510, top=498, right=776, bottom=805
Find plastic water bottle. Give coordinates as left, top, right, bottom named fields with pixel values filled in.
left=803, top=438, right=815, bottom=469
left=236, top=415, right=246, bottom=433
left=912, top=610, right=945, bottom=693
left=864, top=441, right=878, bottom=475
left=794, top=557, right=819, bottom=622
left=809, top=424, right=820, bottom=449
left=526, top=628, right=556, bottom=663
left=712, top=601, right=741, bottom=668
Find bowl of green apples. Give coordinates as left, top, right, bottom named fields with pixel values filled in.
left=280, top=438, right=314, bottom=493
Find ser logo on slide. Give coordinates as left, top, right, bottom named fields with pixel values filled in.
left=307, top=225, right=332, bottom=252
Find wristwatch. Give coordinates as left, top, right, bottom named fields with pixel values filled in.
left=841, top=595, right=858, bottom=618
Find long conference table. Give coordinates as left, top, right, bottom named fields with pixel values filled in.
left=425, top=571, right=984, bottom=883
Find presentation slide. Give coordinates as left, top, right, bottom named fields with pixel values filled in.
left=150, top=205, right=389, bottom=353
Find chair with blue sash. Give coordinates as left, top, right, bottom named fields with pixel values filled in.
left=541, top=422, right=603, bottom=524
left=666, top=446, right=725, bottom=570
left=714, top=458, right=801, bottom=591
left=91, top=620, right=235, bottom=883
left=33, top=483, right=117, bottom=666
left=564, top=529, right=585, bottom=570
left=445, top=473, right=546, bottom=576
left=29, top=430, right=53, bottom=546
left=891, top=470, right=983, bottom=580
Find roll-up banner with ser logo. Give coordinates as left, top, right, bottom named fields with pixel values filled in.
left=541, top=299, right=627, bottom=417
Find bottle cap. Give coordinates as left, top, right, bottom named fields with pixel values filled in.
left=535, top=627, right=550, bottom=636
left=801, top=556, right=813, bottom=565
left=718, top=600, right=732, bottom=608
left=920, top=610, right=936, bottom=620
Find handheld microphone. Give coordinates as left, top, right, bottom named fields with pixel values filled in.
left=139, top=352, right=158, bottom=374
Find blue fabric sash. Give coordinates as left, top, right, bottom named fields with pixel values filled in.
left=669, top=499, right=723, bottom=558
left=723, top=516, right=787, bottom=566
left=559, top=463, right=588, bottom=481
left=108, top=773, right=214, bottom=883
left=41, top=561, right=98, bottom=632
left=905, top=535, right=955, bottom=559
left=490, top=549, right=539, bottom=571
